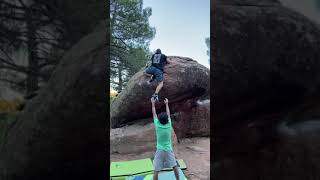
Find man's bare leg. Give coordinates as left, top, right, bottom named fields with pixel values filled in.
left=152, top=81, right=163, bottom=101
left=144, top=72, right=153, bottom=77
left=173, top=166, right=180, bottom=180
left=153, top=171, right=159, bottom=180
left=155, top=81, right=164, bottom=94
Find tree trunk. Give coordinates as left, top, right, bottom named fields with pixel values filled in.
left=118, top=61, right=123, bottom=91
left=110, top=0, right=118, bottom=31
left=26, top=8, right=39, bottom=97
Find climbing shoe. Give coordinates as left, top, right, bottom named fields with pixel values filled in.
left=152, top=93, right=159, bottom=102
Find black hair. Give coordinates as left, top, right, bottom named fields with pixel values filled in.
left=155, top=49, right=161, bottom=54
left=158, top=112, right=168, bottom=125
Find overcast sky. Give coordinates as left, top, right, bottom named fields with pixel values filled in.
left=143, top=0, right=210, bottom=68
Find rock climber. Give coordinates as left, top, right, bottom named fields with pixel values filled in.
left=144, top=49, right=169, bottom=101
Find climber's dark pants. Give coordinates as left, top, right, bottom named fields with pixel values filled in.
left=145, top=66, right=164, bottom=82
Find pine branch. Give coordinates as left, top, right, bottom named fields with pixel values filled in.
left=0, top=1, right=25, bottom=10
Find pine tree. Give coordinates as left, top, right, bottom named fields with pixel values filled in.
left=110, top=0, right=155, bottom=92
left=0, top=0, right=105, bottom=97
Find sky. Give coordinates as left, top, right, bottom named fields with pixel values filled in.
left=143, top=0, right=210, bottom=68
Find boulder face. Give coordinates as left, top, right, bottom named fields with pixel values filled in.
left=0, top=22, right=107, bottom=180
left=110, top=120, right=178, bottom=154
left=214, top=0, right=320, bottom=125
left=213, top=0, right=320, bottom=179
left=110, top=56, right=210, bottom=131
left=172, top=99, right=210, bottom=138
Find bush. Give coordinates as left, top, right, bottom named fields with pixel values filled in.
left=0, top=100, right=23, bottom=112
left=110, top=90, right=118, bottom=104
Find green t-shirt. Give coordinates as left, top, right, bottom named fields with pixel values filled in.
left=154, top=116, right=172, bottom=151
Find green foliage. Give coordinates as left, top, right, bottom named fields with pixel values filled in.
left=111, top=0, right=155, bottom=46
left=0, top=100, right=22, bottom=112
left=0, top=0, right=105, bottom=96
left=123, top=46, right=151, bottom=81
left=110, top=0, right=155, bottom=91
left=48, top=0, right=105, bottom=47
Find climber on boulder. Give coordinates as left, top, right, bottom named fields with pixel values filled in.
left=144, top=49, right=169, bottom=101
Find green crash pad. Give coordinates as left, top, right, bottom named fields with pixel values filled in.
left=110, top=159, right=154, bottom=180
left=177, top=159, right=187, bottom=170
left=143, top=168, right=187, bottom=180
left=152, top=159, right=187, bottom=171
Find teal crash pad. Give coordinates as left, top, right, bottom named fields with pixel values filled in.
left=143, top=168, right=187, bottom=180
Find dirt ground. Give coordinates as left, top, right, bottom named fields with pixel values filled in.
left=110, top=137, right=210, bottom=180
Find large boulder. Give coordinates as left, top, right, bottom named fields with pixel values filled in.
left=110, top=57, right=210, bottom=139
left=214, top=0, right=320, bottom=125
left=0, top=22, right=107, bottom=179
left=213, top=0, right=320, bottom=179
left=172, top=99, right=210, bottom=138
left=110, top=56, right=210, bottom=129
left=110, top=119, right=178, bottom=154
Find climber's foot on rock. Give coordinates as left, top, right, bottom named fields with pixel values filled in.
left=152, top=93, right=159, bottom=102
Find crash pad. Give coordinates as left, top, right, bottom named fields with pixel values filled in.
left=143, top=168, right=187, bottom=180
left=110, top=158, right=153, bottom=180
left=125, top=176, right=145, bottom=180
